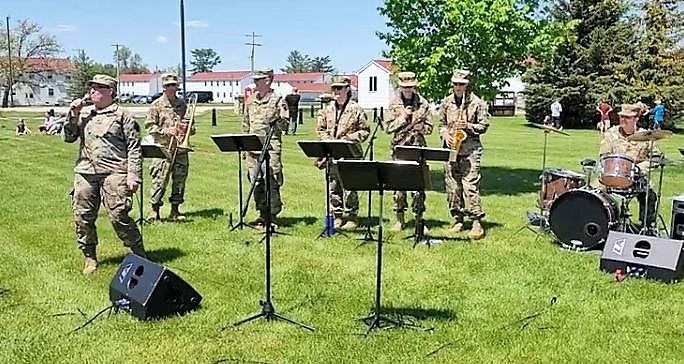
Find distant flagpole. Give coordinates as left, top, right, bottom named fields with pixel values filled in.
left=180, top=0, right=187, bottom=99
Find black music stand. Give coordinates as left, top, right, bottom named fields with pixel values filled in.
left=232, top=123, right=314, bottom=332
left=336, top=160, right=428, bottom=335
left=357, top=119, right=384, bottom=244
left=298, top=140, right=363, bottom=238
left=394, top=146, right=450, bottom=248
left=139, top=143, right=169, bottom=241
left=211, top=133, right=263, bottom=231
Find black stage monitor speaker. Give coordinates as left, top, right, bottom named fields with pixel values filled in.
left=671, top=196, right=684, bottom=240
left=109, top=254, right=202, bottom=320
left=600, top=231, right=684, bottom=282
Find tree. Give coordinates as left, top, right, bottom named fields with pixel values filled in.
left=0, top=19, right=61, bottom=107
left=190, top=48, right=220, bottom=73
left=68, top=50, right=116, bottom=99
left=309, top=56, right=334, bottom=73
left=113, top=45, right=149, bottom=74
left=377, top=0, right=572, bottom=101
left=281, top=50, right=311, bottom=73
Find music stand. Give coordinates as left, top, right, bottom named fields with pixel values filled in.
left=140, top=143, right=169, bottom=242
left=394, top=146, right=451, bottom=247
left=358, top=120, right=384, bottom=244
left=336, top=160, right=428, bottom=335
left=297, top=140, right=363, bottom=238
left=232, top=123, right=314, bottom=332
left=211, top=133, right=263, bottom=231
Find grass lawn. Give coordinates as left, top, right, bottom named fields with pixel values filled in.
left=1, top=109, right=684, bottom=363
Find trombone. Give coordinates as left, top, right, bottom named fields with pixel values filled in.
left=161, top=93, right=197, bottom=191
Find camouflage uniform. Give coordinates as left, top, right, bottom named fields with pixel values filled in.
left=384, top=72, right=433, bottom=220
left=440, top=70, right=490, bottom=238
left=242, top=68, right=290, bottom=220
left=145, top=75, right=190, bottom=214
left=316, top=76, right=370, bottom=222
left=599, top=104, right=661, bottom=227
left=63, top=74, right=143, bottom=271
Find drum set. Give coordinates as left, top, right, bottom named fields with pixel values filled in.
left=530, top=124, right=674, bottom=251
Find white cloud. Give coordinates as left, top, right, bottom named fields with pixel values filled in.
left=186, top=20, right=208, bottom=28
left=56, top=24, right=77, bottom=32
left=156, top=36, right=168, bottom=43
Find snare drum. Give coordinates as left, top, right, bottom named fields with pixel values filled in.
left=539, top=169, right=587, bottom=211
left=599, top=154, right=635, bottom=189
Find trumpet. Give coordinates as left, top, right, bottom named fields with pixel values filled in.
left=161, top=93, right=197, bottom=190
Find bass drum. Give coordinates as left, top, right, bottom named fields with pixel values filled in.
left=548, top=188, right=620, bottom=251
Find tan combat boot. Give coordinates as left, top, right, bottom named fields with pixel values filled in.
left=82, top=247, right=98, bottom=275
left=391, top=212, right=406, bottom=232
left=469, top=219, right=485, bottom=240
left=169, top=204, right=186, bottom=221
left=341, top=215, right=359, bottom=230
left=449, top=219, right=464, bottom=234
left=148, top=205, right=161, bottom=221
left=334, top=216, right=344, bottom=229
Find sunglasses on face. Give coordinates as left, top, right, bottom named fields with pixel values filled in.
left=91, top=84, right=111, bottom=90
left=332, top=86, right=344, bottom=91
left=452, top=83, right=466, bottom=86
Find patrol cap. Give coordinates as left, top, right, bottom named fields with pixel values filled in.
left=162, top=73, right=179, bottom=86
left=252, top=68, right=274, bottom=80
left=330, top=75, right=351, bottom=87
left=617, top=104, right=640, bottom=118
left=451, top=69, right=470, bottom=84
left=87, top=74, right=117, bottom=88
left=397, top=71, right=417, bottom=87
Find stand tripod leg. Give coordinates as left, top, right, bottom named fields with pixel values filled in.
left=231, top=152, right=256, bottom=231
left=356, top=190, right=376, bottom=244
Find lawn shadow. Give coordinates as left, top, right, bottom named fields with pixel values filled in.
left=183, top=207, right=225, bottom=220
left=427, top=167, right=540, bottom=196
left=277, top=216, right=318, bottom=228
left=381, top=305, right=457, bottom=322
left=99, top=247, right=187, bottom=266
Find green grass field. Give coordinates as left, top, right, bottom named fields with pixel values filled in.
left=2, top=109, right=684, bottom=363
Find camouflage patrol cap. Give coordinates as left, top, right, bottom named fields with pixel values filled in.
left=252, top=68, right=274, bottom=80
left=162, top=73, right=179, bottom=86
left=451, top=69, right=470, bottom=84
left=330, top=75, right=351, bottom=87
left=618, top=104, right=640, bottom=117
left=87, top=74, right=117, bottom=88
left=397, top=71, right=417, bottom=87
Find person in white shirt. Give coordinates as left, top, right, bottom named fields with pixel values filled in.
left=550, top=98, right=563, bottom=129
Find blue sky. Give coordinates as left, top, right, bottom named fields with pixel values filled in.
left=6, top=0, right=390, bottom=74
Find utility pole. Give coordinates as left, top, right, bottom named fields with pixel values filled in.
left=180, top=0, right=187, bottom=99
left=6, top=16, right=13, bottom=107
left=244, top=32, right=262, bottom=77
left=111, top=43, right=122, bottom=100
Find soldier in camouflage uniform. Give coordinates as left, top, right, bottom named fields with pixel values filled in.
left=145, top=73, right=193, bottom=221
left=440, top=69, right=490, bottom=240
left=64, top=74, right=145, bottom=275
left=316, top=75, right=370, bottom=230
left=242, top=68, right=290, bottom=228
left=599, top=104, right=660, bottom=228
left=383, top=71, right=433, bottom=231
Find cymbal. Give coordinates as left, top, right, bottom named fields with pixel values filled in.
left=627, top=130, right=672, bottom=142
left=529, top=123, right=570, bottom=136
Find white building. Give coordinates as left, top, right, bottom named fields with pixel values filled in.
left=7, top=58, right=73, bottom=106
left=118, top=73, right=162, bottom=97
left=186, top=71, right=250, bottom=103
left=497, top=76, right=525, bottom=109
left=356, top=60, right=394, bottom=110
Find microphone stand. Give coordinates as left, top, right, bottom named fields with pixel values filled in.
left=358, top=116, right=383, bottom=245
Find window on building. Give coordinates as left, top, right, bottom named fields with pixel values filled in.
left=48, top=88, right=54, bottom=96
left=204, top=81, right=207, bottom=86
left=29, top=93, right=33, bottom=98
left=47, top=74, right=53, bottom=79
left=369, top=76, right=378, bottom=92
left=223, top=92, right=226, bottom=97
left=223, top=81, right=226, bottom=86
left=65, top=75, right=71, bottom=81
left=216, top=91, right=220, bottom=98
left=229, top=81, right=233, bottom=86
left=210, top=81, right=214, bottom=86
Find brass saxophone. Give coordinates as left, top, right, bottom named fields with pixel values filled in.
left=449, top=98, right=467, bottom=162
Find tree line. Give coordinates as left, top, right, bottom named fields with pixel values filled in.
left=379, top=0, right=683, bottom=127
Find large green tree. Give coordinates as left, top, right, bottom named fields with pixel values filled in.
left=281, top=50, right=335, bottom=73
left=524, top=0, right=638, bottom=127
left=68, top=50, right=116, bottom=99
left=190, top=48, right=221, bottom=73
left=113, top=45, right=149, bottom=74
left=377, top=0, right=571, bottom=101
left=0, top=19, right=61, bottom=107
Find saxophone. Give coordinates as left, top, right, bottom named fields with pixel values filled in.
left=449, top=96, right=468, bottom=162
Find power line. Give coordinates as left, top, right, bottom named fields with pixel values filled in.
left=244, top=32, right=262, bottom=76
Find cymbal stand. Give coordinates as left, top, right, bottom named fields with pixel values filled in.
left=653, top=156, right=669, bottom=237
